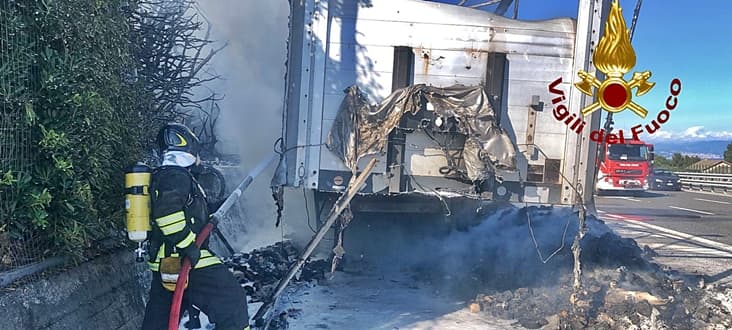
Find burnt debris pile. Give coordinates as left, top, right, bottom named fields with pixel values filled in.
left=473, top=267, right=732, bottom=329
left=411, top=205, right=732, bottom=329
left=222, top=241, right=329, bottom=303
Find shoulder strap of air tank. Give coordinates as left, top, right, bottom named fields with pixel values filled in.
left=189, top=171, right=206, bottom=200
left=150, top=165, right=196, bottom=204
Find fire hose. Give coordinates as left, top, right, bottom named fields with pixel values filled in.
left=168, top=153, right=278, bottom=330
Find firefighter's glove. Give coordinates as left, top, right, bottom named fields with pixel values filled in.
left=180, top=243, right=201, bottom=268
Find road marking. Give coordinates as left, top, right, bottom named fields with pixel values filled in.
left=602, top=196, right=641, bottom=202
left=668, top=206, right=715, bottom=215
left=599, top=211, right=732, bottom=255
left=608, top=223, right=731, bottom=258
left=603, top=212, right=647, bottom=222
left=694, top=198, right=731, bottom=205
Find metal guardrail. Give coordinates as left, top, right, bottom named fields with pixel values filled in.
left=675, top=172, right=732, bottom=194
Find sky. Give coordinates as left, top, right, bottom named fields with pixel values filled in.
left=433, top=0, right=732, bottom=142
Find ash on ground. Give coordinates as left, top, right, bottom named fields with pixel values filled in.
left=222, top=241, right=329, bottom=304
left=411, top=205, right=732, bottom=329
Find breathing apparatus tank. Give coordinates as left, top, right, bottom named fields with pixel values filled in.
left=125, top=163, right=152, bottom=262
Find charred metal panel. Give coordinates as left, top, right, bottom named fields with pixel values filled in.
left=350, top=193, right=446, bottom=214
left=484, top=53, right=507, bottom=125
left=545, top=159, right=562, bottom=184
left=526, top=107, right=537, bottom=146
left=280, top=0, right=308, bottom=186
left=527, top=164, right=545, bottom=183
left=318, top=170, right=374, bottom=194
left=405, top=48, right=487, bottom=192
left=302, top=0, right=333, bottom=190
left=387, top=46, right=414, bottom=194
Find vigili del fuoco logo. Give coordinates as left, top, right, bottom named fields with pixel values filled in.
left=548, top=0, right=681, bottom=144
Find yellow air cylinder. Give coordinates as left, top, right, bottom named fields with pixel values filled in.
left=125, top=163, right=152, bottom=242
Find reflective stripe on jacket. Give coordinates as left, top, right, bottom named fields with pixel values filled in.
left=147, top=243, right=221, bottom=271
left=147, top=166, right=218, bottom=271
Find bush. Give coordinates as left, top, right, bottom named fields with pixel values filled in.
left=1, top=0, right=151, bottom=259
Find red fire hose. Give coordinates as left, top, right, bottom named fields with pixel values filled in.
left=168, top=222, right=214, bottom=330
left=166, top=153, right=277, bottom=330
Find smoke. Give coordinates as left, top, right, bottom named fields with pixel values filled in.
left=339, top=203, right=642, bottom=299
left=194, top=0, right=311, bottom=252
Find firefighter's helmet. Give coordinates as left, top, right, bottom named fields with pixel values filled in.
left=156, top=123, right=200, bottom=156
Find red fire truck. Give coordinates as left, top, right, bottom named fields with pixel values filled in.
left=595, top=139, right=654, bottom=195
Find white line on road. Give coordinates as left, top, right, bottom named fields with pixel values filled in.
left=668, top=206, right=715, bottom=215
left=599, top=210, right=732, bottom=255
left=601, top=196, right=641, bottom=202
left=694, top=198, right=731, bottom=205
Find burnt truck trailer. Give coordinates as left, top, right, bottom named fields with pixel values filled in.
left=272, top=0, right=611, bottom=218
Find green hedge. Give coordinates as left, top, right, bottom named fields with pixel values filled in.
left=1, top=0, right=154, bottom=259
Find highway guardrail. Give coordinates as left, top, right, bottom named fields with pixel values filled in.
left=675, top=172, right=732, bottom=194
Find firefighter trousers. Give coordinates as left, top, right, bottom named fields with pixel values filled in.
left=142, top=264, right=249, bottom=330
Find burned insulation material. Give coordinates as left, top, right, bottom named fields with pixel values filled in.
left=409, top=206, right=732, bottom=329
left=222, top=241, right=329, bottom=303
left=326, top=84, right=518, bottom=181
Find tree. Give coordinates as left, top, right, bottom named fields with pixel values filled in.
left=129, top=0, right=226, bottom=155
left=725, top=142, right=732, bottom=162
left=671, top=153, right=684, bottom=168
left=654, top=155, right=672, bottom=169
left=655, top=153, right=701, bottom=171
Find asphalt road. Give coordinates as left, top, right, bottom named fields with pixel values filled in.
left=596, top=190, right=732, bottom=245
left=595, top=189, right=732, bottom=285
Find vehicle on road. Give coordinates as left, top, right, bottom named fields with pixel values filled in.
left=595, top=139, right=654, bottom=195
left=649, top=168, right=682, bottom=191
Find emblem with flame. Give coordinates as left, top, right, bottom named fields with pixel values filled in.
left=575, top=0, right=655, bottom=118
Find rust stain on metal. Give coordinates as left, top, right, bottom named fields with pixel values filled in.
left=420, top=48, right=431, bottom=75
left=464, top=50, right=482, bottom=70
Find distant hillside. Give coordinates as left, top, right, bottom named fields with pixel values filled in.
left=652, top=140, right=730, bottom=159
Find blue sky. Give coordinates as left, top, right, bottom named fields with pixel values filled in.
left=432, top=1, right=732, bottom=141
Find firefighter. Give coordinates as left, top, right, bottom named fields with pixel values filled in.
left=142, top=123, right=249, bottom=330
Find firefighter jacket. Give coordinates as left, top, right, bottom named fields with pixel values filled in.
left=147, top=166, right=221, bottom=271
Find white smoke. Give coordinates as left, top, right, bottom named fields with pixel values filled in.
left=337, top=204, right=631, bottom=298
left=195, top=0, right=311, bottom=252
